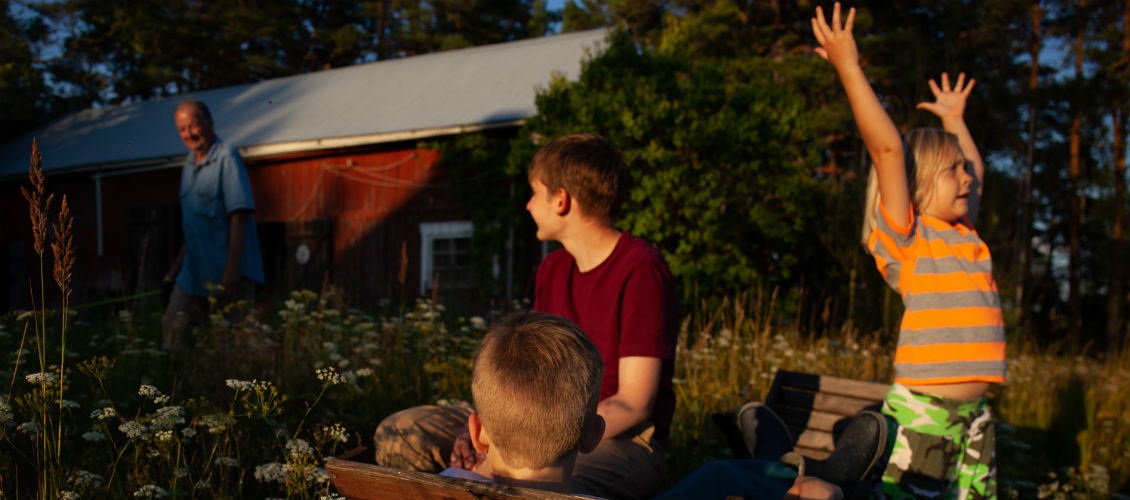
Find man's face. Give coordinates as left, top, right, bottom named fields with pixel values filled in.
left=175, top=107, right=214, bottom=158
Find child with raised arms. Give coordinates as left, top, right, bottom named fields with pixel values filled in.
left=812, top=3, right=1006, bottom=499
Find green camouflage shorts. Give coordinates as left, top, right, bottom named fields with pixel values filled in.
left=876, top=383, right=996, bottom=500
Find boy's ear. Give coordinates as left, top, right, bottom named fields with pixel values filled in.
left=467, top=411, right=490, bottom=453
left=552, top=187, right=571, bottom=216
left=578, top=415, right=605, bottom=453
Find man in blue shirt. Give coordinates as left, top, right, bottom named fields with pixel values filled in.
left=161, top=99, right=264, bottom=349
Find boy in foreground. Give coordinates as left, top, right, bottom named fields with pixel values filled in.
left=448, top=311, right=840, bottom=500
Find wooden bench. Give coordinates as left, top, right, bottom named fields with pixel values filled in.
left=717, top=370, right=890, bottom=460
left=325, top=447, right=592, bottom=500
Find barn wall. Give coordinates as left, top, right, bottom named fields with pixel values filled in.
left=0, top=142, right=498, bottom=313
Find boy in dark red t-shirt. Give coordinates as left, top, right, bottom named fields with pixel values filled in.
left=372, top=133, right=678, bottom=500
left=523, top=133, right=679, bottom=499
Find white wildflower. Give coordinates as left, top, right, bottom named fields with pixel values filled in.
left=194, top=480, right=210, bottom=490
left=225, top=379, right=254, bottom=391
left=307, top=467, right=330, bottom=484
left=59, top=491, right=79, bottom=500
left=316, top=367, right=346, bottom=385
left=152, top=405, right=185, bottom=428
left=153, top=395, right=169, bottom=405
left=117, top=309, right=133, bottom=322
left=90, top=407, right=117, bottom=420
left=337, top=358, right=350, bottom=368
left=155, top=430, right=174, bottom=442
left=17, top=421, right=40, bottom=435
left=319, top=494, right=347, bottom=500
left=25, top=372, right=58, bottom=385
left=57, top=399, right=80, bottom=410
left=175, top=468, right=188, bottom=478
left=0, top=400, right=13, bottom=424
left=354, top=368, right=374, bottom=377
left=181, top=427, right=197, bottom=439
left=133, top=484, right=168, bottom=498
left=199, top=413, right=234, bottom=434
left=287, top=438, right=314, bottom=460
left=118, top=421, right=147, bottom=439
left=254, top=462, right=288, bottom=484
left=69, top=470, right=103, bottom=488
left=82, top=431, right=107, bottom=442
left=323, top=423, right=348, bottom=443
left=470, top=316, right=486, bottom=329
left=138, top=385, right=161, bottom=399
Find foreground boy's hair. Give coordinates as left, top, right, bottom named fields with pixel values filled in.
left=471, top=312, right=604, bottom=469
left=528, top=132, right=627, bottom=223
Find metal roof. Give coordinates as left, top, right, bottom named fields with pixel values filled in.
left=0, top=29, right=608, bottom=178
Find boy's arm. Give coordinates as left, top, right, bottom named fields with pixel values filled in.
left=812, top=3, right=910, bottom=225
left=597, top=356, right=661, bottom=439
left=917, top=72, right=984, bottom=225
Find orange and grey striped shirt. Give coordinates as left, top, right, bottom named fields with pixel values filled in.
left=868, top=202, right=1007, bottom=385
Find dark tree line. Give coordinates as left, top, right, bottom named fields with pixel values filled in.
left=2, top=0, right=1126, bottom=348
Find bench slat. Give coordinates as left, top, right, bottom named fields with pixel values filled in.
left=775, top=388, right=881, bottom=416
left=326, top=454, right=588, bottom=500
left=777, top=407, right=853, bottom=434
left=764, top=370, right=890, bottom=459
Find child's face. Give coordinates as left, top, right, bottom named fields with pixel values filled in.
left=526, top=177, right=562, bottom=241
left=921, top=156, right=973, bottom=222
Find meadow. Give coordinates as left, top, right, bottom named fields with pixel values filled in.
left=3, top=152, right=1127, bottom=499
left=1, top=286, right=1126, bottom=500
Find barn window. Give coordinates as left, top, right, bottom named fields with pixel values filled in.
left=419, top=221, right=474, bottom=295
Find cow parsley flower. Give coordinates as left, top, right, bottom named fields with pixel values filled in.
left=323, top=423, right=348, bottom=443
left=90, top=407, right=117, bottom=421
left=138, top=385, right=161, bottom=399
left=315, top=367, right=346, bottom=385
left=287, top=438, right=314, bottom=460
left=254, top=462, right=287, bottom=484
left=118, top=421, right=147, bottom=439
left=82, top=431, right=107, bottom=442
left=133, top=484, right=168, bottom=498
left=25, top=372, right=58, bottom=385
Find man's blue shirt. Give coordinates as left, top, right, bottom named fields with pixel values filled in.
left=176, top=139, right=264, bottom=296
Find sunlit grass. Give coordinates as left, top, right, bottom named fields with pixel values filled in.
left=2, top=287, right=1125, bottom=499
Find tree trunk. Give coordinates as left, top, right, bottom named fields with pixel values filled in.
left=1067, top=0, right=1086, bottom=344
left=1108, top=0, right=1130, bottom=349
left=1017, top=0, right=1042, bottom=336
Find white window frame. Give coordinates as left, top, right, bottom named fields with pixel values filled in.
left=419, top=221, right=474, bottom=295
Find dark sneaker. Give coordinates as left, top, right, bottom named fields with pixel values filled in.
left=806, top=410, right=891, bottom=499
left=737, top=401, right=795, bottom=461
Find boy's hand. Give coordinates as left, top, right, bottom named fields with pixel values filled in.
left=811, top=2, right=858, bottom=71
left=449, top=426, right=486, bottom=470
left=784, top=476, right=843, bottom=500
left=916, top=72, right=975, bottom=122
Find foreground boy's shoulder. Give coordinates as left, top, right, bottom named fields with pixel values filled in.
left=540, top=233, right=670, bottom=275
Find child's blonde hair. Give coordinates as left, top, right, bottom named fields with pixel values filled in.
left=860, top=128, right=964, bottom=244
left=471, top=312, right=603, bottom=470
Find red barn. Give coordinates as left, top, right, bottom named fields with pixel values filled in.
left=0, top=30, right=607, bottom=312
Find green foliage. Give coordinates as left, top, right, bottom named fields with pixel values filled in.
left=508, top=30, right=832, bottom=297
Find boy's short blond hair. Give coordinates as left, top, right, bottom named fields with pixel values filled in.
left=861, top=128, right=964, bottom=244
left=528, top=133, right=627, bottom=224
left=471, top=312, right=604, bottom=470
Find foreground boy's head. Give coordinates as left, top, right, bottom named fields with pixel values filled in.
left=526, top=133, right=627, bottom=228
left=469, top=312, right=604, bottom=472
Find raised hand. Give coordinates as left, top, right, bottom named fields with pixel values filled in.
left=916, top=72, right=975, bottom=122
left=811, top=2, right=858, bottom=71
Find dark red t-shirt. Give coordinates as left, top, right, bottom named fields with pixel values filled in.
left=533, top=232, right=679, bottom=442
